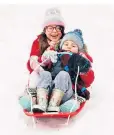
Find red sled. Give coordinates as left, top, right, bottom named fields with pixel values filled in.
left=24, top=60, right=86, bottom=118
left=23, top=102, right=86, bottom=118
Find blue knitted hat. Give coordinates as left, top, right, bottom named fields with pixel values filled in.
left=60, top=29, right=84, bottom=51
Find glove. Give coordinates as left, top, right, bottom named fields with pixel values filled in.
left=34, top=64, right=44, bottom=73
left=68, top=53, right=91, bottom=74
left=77, top=87, right=90, bottom=100
left=40, top=56, right=52, bottom=67
left=29, top=56, right=44, bottom=73
left=42, top=50, right=58, bottom=64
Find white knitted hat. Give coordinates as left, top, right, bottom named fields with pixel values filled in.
left=43, top=8, right=65, bottom=28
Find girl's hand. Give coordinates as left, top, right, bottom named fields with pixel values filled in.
left=34, top=64, right=44, bottom=73
left=42, top=50, right=58, bottom=64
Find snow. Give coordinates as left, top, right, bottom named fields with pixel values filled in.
left=0, top=5, right=114, bottom=135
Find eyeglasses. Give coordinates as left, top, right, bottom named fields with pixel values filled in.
left=46, top=26, right=62, bottom=32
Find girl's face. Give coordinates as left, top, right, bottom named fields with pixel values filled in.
left=45, top=25, right=62, bottom=42
left=62, top=40, right=79, bottom=53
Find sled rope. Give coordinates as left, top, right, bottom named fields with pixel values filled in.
left=64, top=66, right=80, bottom=126
left=26, top=58, right=51, bottom=127
left=26, top=84, right=36, bottom=128
left=74, top=66, right=80, bottom=100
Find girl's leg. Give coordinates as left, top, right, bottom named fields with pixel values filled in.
left=29, top=71, right=39, bottom=88
left=36, top=71, right=52, bottom=89
left=28, top=71, right=40, bottom=107
left=33, top=71, right=52, bottom=113
left=19, top=71, right=52, bottom=112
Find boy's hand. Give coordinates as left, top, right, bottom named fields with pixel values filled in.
left=68, top=53, right=91, bottom=74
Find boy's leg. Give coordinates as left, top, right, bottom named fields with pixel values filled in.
left=54, top=71, right=74, bottom=103
left=47, top=71, right=74, bottom=112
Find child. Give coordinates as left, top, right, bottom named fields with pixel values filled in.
left=49, top=29, right=94, bottom=100
left=60, top=29, right=94, bottom=98
left=50, top=29, right=94, bottom=112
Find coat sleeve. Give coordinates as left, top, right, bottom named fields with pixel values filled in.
left=79, top=53, right=95, bottom=88
left=80, top=69, right=95, bottom=87
left=30, top=38, right=41, bottom=57
left=27, top=37, right=41, bottom=73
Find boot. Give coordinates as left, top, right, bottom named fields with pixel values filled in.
left=77, top=96, right=86, bottom=104
left=32, top=88, right=48, bottom=113
left=27, top=88, right=37, bottom=107
left=47, top=89, right=64, bottom=112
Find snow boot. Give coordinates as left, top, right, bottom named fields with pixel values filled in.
left=77, top=96, right=86, bottom=104
left=47, top=89, right=64, bottom=112
left=32, top=88, right=48, bottom=113
left=27, top=88, right=37, bottom=107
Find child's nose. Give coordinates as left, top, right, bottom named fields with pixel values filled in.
left=53, top=28, right=57, bottom=32
left=67, top=46, right=71, bottom=49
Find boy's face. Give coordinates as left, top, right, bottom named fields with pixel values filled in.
left=62, top=40, right=79, bottom=53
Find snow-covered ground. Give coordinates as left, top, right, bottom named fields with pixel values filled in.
left=0, top=5, right=114, bottom=135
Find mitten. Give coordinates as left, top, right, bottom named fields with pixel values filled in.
left=68, top=53, right=91, bottom=74
left=41, top=55, right=52, bottom=67
left=42, top=50, right=58, bottom=63
left=30, top=55, right=39, bottom=70
left=34, top=64, right=44, bottom=73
